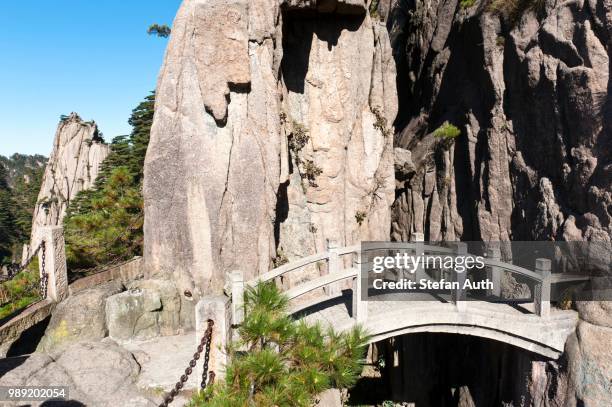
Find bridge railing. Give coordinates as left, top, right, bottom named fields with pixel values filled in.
left=236, top=235, right=446, bottom=324
left=232, top=238, right=585, bottom=325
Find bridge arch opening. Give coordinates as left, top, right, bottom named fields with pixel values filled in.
left=348, top=332, right=565, bottom=407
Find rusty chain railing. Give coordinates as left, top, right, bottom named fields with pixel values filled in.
left=0, top=241, right=48, bottom=300
left=159, top=319, right=215, bottom=407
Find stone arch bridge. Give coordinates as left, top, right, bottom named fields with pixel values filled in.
left=198, top=239, right=589, bottom=376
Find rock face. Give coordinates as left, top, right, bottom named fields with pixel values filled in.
left=28, top=113, right=110, bottom=251
left=385, top=0, right=612, bottom=405
left=105, top=279, right=193, bottom=340
left=1, top=340, right=155, bottom=406
left=564, top=320, right=612, bottom=406
left=144, top=0, right=398, bottom=295
left=388, top=0, right=611, bottom=244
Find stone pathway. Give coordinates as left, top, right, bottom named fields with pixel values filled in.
left=121, top=333, right=200, bottom=392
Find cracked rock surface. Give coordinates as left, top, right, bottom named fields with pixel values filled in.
left=143, top=0, right=398, bottom=296
left=27, top=113, right=110, bottom=255
left=1, top=340, right=156, bottom=406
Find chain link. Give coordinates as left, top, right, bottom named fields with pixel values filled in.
left=158, top=319, right=214, bottom=407
left=0, top=241, right=45, bottom=283
left=39, top=241, right=48, bottom=299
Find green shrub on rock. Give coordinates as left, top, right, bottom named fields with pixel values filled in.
left=433, top=121, right=461, bottom=140
left=489, top=0, right=545, bottom=24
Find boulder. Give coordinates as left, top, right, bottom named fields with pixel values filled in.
left=37, top=281, right=123, bottom=353
left=0, top=340, right=155, bottom=406
left=565, top=321, right=612, bottom=406
left=576, top=300, right=612, bottom=328
left=105, top=279, right=189, bottom=341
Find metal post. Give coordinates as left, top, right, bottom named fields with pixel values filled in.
left=452, top=242, right=468, bottom=312
left=229, top=270, right=244, bottom=326
left=534, top=258, right=551, bottom=318
left=486, top=246, right=501, bottom=298
left=38, top=226, right=68, bottom=302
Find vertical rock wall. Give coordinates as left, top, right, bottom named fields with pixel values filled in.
left=144, top=0, right=277, bottom=295
left=28, top=113, right=109, bottom=251
left=278, top=13, right=397, bottom=262
left=387, top=0, right=612, bottom=404
left=143, top=0, right=398, bottom=295
left=388, top=0, right=611, bottom=244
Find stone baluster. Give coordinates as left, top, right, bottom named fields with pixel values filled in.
left=229, top=270, right=244, bottom=326
left=327, top=240, right=340, bottom=297
left=486, top=246, right=502, bottom=298
left=196, top=296, right=231, bottom=382
left=39, top=226, right=68, bottom=302
left=451, top=242, right=468, bottom=312
left=534, top=258, right=551, bottom=318
left=412, top=232, right=425, bottom=283
left=352, top=250, right=368, bottom=323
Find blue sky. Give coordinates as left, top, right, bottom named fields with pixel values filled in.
left=0, top=0, right=182, bottom=156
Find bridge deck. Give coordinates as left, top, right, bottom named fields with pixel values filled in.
left=294, top=293, right=578, bottom=359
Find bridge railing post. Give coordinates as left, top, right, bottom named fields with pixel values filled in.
left=352, top=250, right=367, bottom=323
left=327, top=240, right=340, bottom=297
left=451, top=242, right=468, bottom=312
left=39, top=226, right=68, bottom=302
left=229, top=270, right=244, bottom=326
left=486, top=246, right=501, bottom=298
left=412, top=232, right=426, bottom=283
left=534, top=258, right=551, bottom=318
left=196, top=296, right=230, bottom=383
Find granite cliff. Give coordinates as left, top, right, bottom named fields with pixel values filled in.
left=27, top=113, right=109, bottom=253
left=385, top=0, right=611, bottom=405
left=388, top=0, right=611, bottom=244
left=144, top=0, right=398, bottom=294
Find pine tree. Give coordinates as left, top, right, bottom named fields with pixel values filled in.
left=0, top=163, right=16, bottom=264
left=64, top=167, right=143, bottom=268
left=11, top=165, right=44, bottom=241
left=0, top=154, right=46, bottom=262
left=127, top=93, right=154, bottom=182
left=64, top=92, right=155, bottom=269
left=147, top=24, right=171, bottom=38
left=0, top=163, right=9, bottom=191
left=189, top=282, right=369, bottom=407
